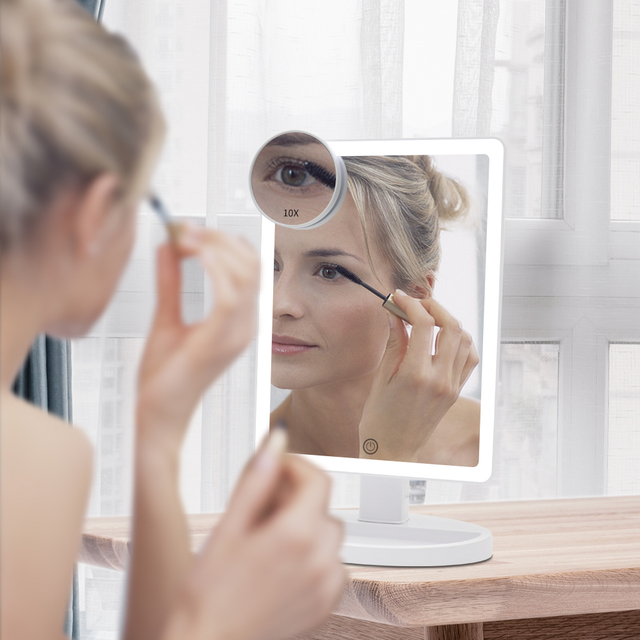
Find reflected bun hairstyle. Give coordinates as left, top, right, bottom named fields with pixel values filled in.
left=344, top=155, right=470, bottom=295
left=0, top=0, right=165, bottom=251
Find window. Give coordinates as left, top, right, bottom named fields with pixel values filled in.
left=608, top=344, right=640, bottom=495
left=497, top=0, right=640, bottom=499
left=464, top=343, right=560, bottom=502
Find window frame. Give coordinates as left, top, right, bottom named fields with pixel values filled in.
left=502, top=0, right=640, bottom=496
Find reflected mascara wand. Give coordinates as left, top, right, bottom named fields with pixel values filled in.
left=331, top=265, right=410, bottom=323
left=303, top=161, right=336, bottom=189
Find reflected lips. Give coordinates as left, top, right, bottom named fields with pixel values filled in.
left=272, top=334, right=317, bottom=355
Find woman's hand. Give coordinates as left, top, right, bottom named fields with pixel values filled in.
left=163, top=432, right=346, bottom=640
left=358, top=292, right=479, bottom=462
left=136, top=225, right=260, bottom=452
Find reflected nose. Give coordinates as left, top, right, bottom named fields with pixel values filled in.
left=273, top=268, right=305, bottom=320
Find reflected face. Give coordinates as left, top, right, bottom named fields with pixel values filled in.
left=272, top=193, right=395, bottom=389
left=252, top=135, right=336, bottom=226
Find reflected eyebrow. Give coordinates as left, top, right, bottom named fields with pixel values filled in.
left=269, top=133, right=322, bottom=146
left=303, top=249, right=364, bottom=263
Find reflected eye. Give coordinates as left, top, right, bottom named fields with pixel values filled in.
left=317, top=265, right=341, bottom=280
left=272, top=163, right=318, bottom=188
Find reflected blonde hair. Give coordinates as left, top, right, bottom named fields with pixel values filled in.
left=344, top=155, right=470, bottom=295
left=0, top=0, right=165, bottom=250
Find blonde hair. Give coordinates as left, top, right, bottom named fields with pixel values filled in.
left=0, top=0, right=165, bottom=251
left=344, top=155, right=470, bottom=295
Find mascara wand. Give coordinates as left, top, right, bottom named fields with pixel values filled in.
left=148, top=192, right=180, bottom=242
left=303, top=161, right=336, bottom=189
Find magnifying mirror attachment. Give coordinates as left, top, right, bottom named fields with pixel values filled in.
left=250, top=131, right=348, bottom=229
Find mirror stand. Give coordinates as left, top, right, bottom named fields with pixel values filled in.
left=331, top=475, right=493, bottom=567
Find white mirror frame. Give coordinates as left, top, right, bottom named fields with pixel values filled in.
left=255, top=138, right=504, bottom=482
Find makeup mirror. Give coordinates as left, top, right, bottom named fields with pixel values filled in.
left=254, top=138, right=504, bottom=566
left=250, top=131, right=348, bottom=229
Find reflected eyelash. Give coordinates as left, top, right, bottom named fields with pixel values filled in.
left=313, top=263, right=411, bottom=324
left=265, top=156, right=305, bottom=172
left=313, top=262, right=345, bottom=281
left=330, top=264, right=387, bottom=301
left=265, top=157, right=335, bottom=189
left=303, top=162, right=335, bottom=189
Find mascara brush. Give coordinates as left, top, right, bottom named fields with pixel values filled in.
left=148, top=192, right=180, bottom=242
left=332, top=265, right=410, bottom=323
left=303, top=161, right=336, bottom=189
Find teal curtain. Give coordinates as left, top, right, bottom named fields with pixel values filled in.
left=77, top=0, right=105, bottom=20
left=12, top=336, right=73, bottom=419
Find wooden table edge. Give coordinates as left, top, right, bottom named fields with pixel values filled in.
left=80, top=496, right=640, bottom=627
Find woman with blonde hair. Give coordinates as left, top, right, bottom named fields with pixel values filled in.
left=0, top=1, right=344, bottom=638
left=270, top=154, right=480, bottom=465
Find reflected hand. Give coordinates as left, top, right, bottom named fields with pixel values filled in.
left=358, top=293, right=479, bottom=462
left=163, top=436, right=346, bottom=640
left=136, top=225, right=260, bottom=451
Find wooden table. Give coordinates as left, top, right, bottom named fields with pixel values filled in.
left=81, top=496, right=640, bottom=640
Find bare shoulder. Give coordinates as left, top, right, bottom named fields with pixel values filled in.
left=1, top=391, right=93, bottom=495
left=1, top=391, right=93, bottom=639
left=419, top=396, right=480, bottom=467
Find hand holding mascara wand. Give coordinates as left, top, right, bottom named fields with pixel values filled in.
left=138, top=191, right=261, bottom=442
left=357, top=291, right=480, bottom=462
left=319, top=262, right=479, bottom=461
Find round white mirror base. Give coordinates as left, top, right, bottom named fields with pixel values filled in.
left=332, top=509, right=493, bottom=567
left=332, top=476, right=492, bottom=567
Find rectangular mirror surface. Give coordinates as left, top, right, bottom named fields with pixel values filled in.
left=255, top=138, right=503, bottom=482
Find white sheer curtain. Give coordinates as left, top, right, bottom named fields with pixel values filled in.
left=71, top=1, right=640, bottom=637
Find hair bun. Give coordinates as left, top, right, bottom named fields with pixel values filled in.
left=405, top=155, right=469, bottom=223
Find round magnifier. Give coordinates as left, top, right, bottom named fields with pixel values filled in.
left=249, top=131, right=348, bottom=229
